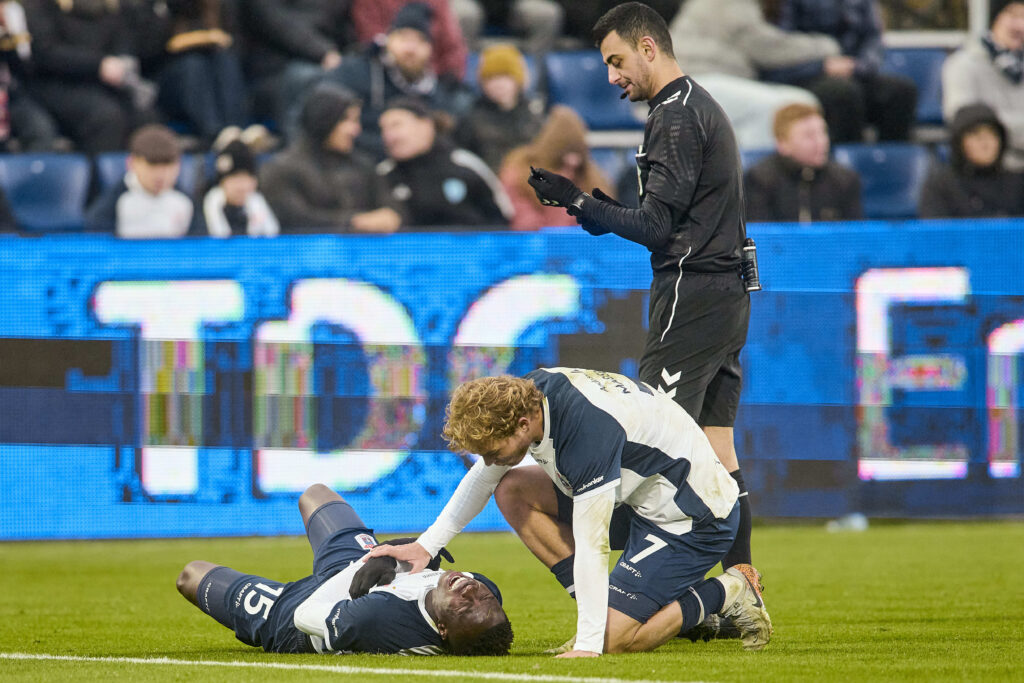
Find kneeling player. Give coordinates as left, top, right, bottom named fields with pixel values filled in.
left=176, top=483, right=513, bottom=656
left=369, top=368, right=772, bottom=656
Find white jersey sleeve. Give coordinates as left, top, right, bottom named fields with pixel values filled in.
left=570, top=486, right=617, bottom=654
left=416, top=459, right=511, bottom=556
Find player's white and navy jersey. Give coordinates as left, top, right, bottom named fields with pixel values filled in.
left=526, top=367, right=739, bottom=532
left=298, top=569, right=501, bottom=656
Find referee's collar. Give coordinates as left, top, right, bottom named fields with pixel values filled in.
left=648, top=76, right=689, bottom=111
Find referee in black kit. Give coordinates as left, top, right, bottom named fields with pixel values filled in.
left=528, top=1, right=765, bottom=622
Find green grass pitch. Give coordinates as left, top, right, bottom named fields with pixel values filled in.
left=3, top=521, right=1023, bottom=682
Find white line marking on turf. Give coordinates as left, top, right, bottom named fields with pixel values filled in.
left=1, top=652, right=713, bottom=683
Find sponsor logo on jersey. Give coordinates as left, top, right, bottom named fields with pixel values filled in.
left=234, top=581, right=253, bottom=608
left=355, top=533, right=377, bottom=550
left=617, top=561, right=642, bottom=578
left=576, top=475, right=605, bottom=493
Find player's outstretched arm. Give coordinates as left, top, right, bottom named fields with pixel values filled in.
left=365, top=541, right=432, bottom=573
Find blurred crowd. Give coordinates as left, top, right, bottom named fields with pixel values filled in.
left=0, top=0, right=1020, bottom=237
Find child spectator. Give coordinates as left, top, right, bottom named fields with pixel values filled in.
left=455, top=43, right=545, bottom=172
left=202, top=139, right=280, bottom=237
left=744, top=102, right=862, bottom=222
left=942, top=0, right=1024, bottom=170
left=499, top=105, right=611, bottom=230
left=85, top=124, right=200, bottom=238
left=919, top=103, right=1024, bottom=219
left=376, top=97, right=512, bottom=228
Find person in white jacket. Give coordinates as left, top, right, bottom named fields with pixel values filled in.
left=203, top=139, right=280, bottom=238
left=368, top=368, right=772, bottom=657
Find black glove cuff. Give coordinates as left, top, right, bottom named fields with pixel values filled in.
left=567, top=192, right=590, bottom=217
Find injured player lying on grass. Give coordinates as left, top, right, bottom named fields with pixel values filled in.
left=176, top=483, right=513, bottom=656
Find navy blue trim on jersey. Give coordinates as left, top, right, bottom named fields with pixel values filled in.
left=527, top=369, right=626, bottom=498
left=620, top=440, right=715, bottom=523
left=326, top=592, right=443, bottom=654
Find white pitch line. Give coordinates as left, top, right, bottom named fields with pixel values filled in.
left=1, top=652, right=713, bottom=683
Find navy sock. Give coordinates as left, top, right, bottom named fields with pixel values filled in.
left=549, top=554, right=576, bottom=599
left=677, top=578, right=726, bottom=635
left=722, top=468, right=752, bottom=568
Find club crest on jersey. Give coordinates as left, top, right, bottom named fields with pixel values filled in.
left=355, top=533, right=377, bottom=550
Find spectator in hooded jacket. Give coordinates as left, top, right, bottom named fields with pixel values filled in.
left=84, top=124, right=201, bottom=238
left=744, top=102, right=862, bottom=222
left=202, top=139, right=280, bottom=237
left=942, top=0, right=1024, bottom=171
left=766, top=0, right=917, bottom=143
left=376, top=97, right=512, bottom=229
left=919, top=103, right=1024, bottom=219
left=260, top=83, right=402, bottom=233
left=454, top=43, right=545, bottom=172
left=499, top=105, right=612, bottom=230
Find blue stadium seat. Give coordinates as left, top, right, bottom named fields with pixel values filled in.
left=544, top=51, right=646, bottom=130
left=832, top=143, right=931, bottom=220
left=464, top=51, right=541, bottom=96
left=94, top=152, right=198, bottom=196
left=589, top=147, right=633, bottom=186
left=741, top=148, right=775, bottom=171
left=882, top=48, right=947, bottom=125
left=0, top=154, right=92, bottom=232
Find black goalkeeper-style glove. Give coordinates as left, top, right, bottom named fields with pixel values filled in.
left=528, top=166, right=583, bottom=210
left=348, top=537, right=455, bottom=599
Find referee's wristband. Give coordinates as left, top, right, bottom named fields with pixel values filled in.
left=568, top=192, right=590, bottom=217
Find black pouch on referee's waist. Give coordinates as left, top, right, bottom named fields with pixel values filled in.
left=741, top=238, right=761, bottom=293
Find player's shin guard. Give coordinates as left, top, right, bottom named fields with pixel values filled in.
left=549, top=554, right=576, bottom=599
left=676, top=579, right=726, bottom=636
left=721, top=469, right=752, bottom=568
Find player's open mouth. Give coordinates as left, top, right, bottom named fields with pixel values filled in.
left=448, top=573, right=471, bottom=591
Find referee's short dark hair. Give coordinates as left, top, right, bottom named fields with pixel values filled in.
left=592, top=2, right=674, bottom=57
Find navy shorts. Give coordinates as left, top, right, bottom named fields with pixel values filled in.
left=196, top=500, right=379, bottom=653
left=557, top=484, right=739, bottom=623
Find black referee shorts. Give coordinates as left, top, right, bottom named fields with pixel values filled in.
left=638, top=270, right=750, bottom=427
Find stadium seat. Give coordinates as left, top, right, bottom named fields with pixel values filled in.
left=832, top=143, right=931, bottom=220
left=544, top=51, right=646, bottom=130
left=741, top=148, right=775, bottom=171
left=589, top=147, right=633, bottom=186
left=0, top=154, right=92, bottom=232
left=882, top=48, right=947, bottom=126
left=94, top=152, right=199, bottom=196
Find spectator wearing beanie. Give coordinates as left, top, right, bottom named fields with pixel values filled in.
left=84, top=124, right=201, bottom=238
left=919, top=103, right=1024, bottom=218
left=325, top=2, right=473, bottom=159
left=943, top=0, right=1024, bottom=170
left=349, top=0, right=469, bottom=80
left=260, top=83, right=403, bottom=233
left=454, top=44, right=545, bottom=172
left=202, top=139, right=280, bottom=237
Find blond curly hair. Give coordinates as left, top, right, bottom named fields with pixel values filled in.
left=442, top=376, right=543, bottom=454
